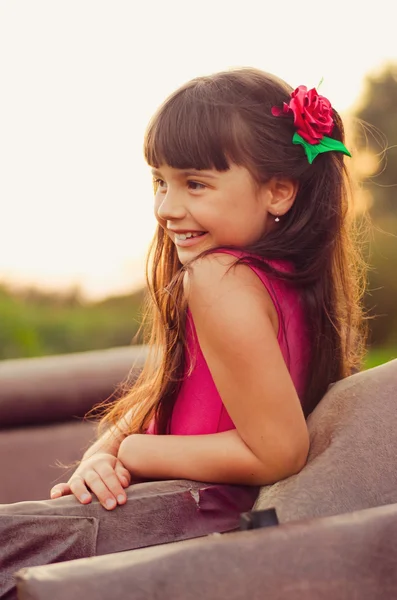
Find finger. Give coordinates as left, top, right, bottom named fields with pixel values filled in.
left=96, top=464, right=128, bottom=505
left=50, top=483, right=72, bottom=499
left=84, top=471, right=118, bottom=510
left=115, top=463, right=131, bottom=488
left=69, top=476, right=93, bottom=505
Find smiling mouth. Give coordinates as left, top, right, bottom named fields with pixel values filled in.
left=172, top=231, right=208, bottom=247
left=174, top=232, right=206, bottom=241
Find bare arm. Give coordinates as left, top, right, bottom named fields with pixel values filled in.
left=119, top=254, right=309, bottom=486
left=118, top=428, right=307, bottom=486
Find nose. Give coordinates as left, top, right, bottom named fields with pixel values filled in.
left=156, top=189, right=187, bottom=221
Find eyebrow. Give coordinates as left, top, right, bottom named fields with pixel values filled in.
left=151, top=168, right=218, bottom=180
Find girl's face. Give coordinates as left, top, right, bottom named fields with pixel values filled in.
left=152, top=163, right=274, bottom=264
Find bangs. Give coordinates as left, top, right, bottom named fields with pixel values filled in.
left=144, top=83, right=252, bottom=172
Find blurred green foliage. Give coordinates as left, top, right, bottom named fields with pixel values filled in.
left=0, top=284, right=145, bottom=360
left=364, top=346, right=397, bottom=370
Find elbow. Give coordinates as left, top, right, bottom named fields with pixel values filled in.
left=276, top=431, right=310, bottom=481
left=277, top=435, right=309, bottom=481
left=253, top=435, right=309, bottom=486
left=285, top=438, right=309, bottom=478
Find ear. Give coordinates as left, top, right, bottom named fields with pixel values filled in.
left=261, top=178, right=298, bottom=217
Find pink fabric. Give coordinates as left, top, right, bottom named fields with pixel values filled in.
left=148, top=250, right=309, bottom=436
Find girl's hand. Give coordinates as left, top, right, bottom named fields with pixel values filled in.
left=49, top=452, right=131, bottom=510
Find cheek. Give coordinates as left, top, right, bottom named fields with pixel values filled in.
left=222, top=205, right=267, bottom=243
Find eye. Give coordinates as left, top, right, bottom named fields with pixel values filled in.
left=153, top=177, right=167, bottom=193
left=187, top=180, right=206, bottom=191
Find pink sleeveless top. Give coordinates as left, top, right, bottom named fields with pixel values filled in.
left=147, top=250, right=309, bottom=436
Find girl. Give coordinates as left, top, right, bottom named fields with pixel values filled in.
left=50, top=68, right=366, bottom=511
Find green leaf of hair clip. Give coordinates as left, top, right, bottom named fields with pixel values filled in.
left=292, top=133, right=352, bottom=165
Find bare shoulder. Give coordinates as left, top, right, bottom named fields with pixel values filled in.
left=183, top=252, right=278, bottom=334
left=184, top=252, right=269, bottom=301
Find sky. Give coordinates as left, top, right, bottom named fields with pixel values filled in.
left=1, top=0, right=396, bottom=300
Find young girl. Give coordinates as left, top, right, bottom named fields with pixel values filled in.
left=50, top=68, right=366, bottom=511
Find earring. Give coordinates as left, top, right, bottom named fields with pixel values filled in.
left=275, top=213, right=280, bottom=222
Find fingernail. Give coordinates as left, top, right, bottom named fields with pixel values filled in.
left=51, top=491, right=61, bottom=498
left=106, top=498, right=116, bottom=509
left=121, top=478, right=129, bottom=487
left=117, top=494, right=126, bottom=504
left=81, top=493, right=90, bottom=502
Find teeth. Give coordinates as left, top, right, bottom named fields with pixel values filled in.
left=175, top=232, right=202, bottom=240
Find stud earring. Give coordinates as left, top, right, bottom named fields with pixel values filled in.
left=275, top=213, right=280, bottom=222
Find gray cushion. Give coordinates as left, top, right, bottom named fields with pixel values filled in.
left=15, top=502, right=397, bottom=600
left=0, top=479, right=257, bottom=599
left=0, top=514, right=98, bottom=599
left=256, top=358, right=397, bottom=520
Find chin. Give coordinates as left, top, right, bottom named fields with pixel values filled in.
left=176, top=249, right=200, bottom=265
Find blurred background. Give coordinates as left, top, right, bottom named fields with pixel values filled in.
left=0, top=0, right=396, bottom=368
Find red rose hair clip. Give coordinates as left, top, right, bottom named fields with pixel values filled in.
left=271, top=85, right=351, bottom=164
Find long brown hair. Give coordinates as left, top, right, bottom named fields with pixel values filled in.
left=99, top=68, right=367, bottom=436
